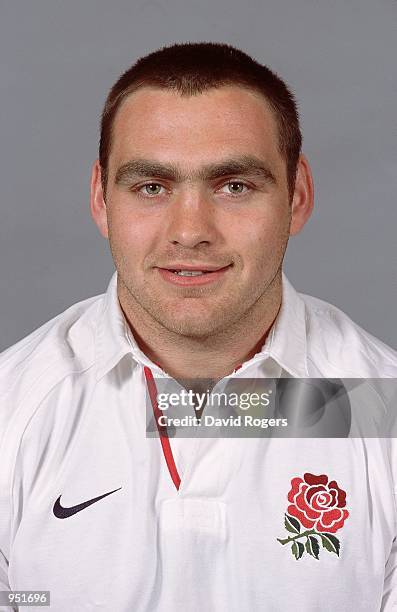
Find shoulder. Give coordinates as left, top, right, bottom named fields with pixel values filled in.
left=0, top=290, right=107, bottom=535
left=0, top=291, right=105, bottom=427
left=300, top=291, right=397, bottom=377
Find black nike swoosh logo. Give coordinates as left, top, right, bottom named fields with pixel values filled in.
left=53, top=487, right=122, bottom=519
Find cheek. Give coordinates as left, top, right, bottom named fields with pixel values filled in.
left=233, top=207, right=290, bottom=257
left=107, top=206, right=157, bottom=258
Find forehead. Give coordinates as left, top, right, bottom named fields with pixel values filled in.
left=109, top=85, right=282, bottom=168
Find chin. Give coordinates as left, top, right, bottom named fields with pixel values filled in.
left=159, top=315, right=224, bottom=338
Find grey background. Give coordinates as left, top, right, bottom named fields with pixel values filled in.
left=1, top=0, right=396, bottom=352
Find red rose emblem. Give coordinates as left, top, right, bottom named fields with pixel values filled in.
left=287, top=472, right=349, bottom=534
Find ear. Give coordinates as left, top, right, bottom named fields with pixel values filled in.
left=289, top=154, right=314, bottom=236
left=90, top=160, right=109, bottom=239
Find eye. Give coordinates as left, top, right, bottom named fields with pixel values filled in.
left=137, top=183, right=165, bottom=196
left=219, top=181, right=250, bottom=195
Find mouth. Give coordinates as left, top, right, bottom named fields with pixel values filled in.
left=156, top=264, right=232, bottom=286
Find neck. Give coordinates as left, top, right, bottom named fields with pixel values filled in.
left=118, top=275, right=283, bottom=380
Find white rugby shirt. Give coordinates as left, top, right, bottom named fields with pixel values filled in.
left=1, top=271, right=397, bottom=612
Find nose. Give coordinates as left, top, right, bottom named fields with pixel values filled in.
left=166, top=188, right=218, bottom=248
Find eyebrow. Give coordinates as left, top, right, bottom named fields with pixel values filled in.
left=114, top=155, right=277, bottom=186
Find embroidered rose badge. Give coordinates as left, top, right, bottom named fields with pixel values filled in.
left=277, top=473, right=349, bottom=560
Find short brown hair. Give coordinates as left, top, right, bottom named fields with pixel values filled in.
left=99, top=42, right=302, bottom=201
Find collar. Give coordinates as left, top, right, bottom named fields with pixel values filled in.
left=263, top=272, right=309, bottom=377
left=95, top=270, right=309, bottom=381
left=95, top=272, right=142, bottom=381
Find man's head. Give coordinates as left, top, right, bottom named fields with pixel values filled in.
left=99, top=42, right=302, bottom=203
left=91, top=43, right=313, bottom=340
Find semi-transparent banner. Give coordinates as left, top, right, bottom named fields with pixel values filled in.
left=145, top=378, right=397, bottom=438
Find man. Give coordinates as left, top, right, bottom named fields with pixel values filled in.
left=0, top=42, right=396, bottom=611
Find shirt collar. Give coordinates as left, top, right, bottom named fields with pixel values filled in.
left=95, top=272, right=139, bottom=381
left=263, top=272, right=309, bottom=377
left=95, top=270, right=309, bottom=381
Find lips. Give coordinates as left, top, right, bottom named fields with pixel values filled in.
left=166, top=267, right=228, bottom=277
left=156, top=264, right=232, bottom=286
left=159, top=264, right=230, bottom=273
